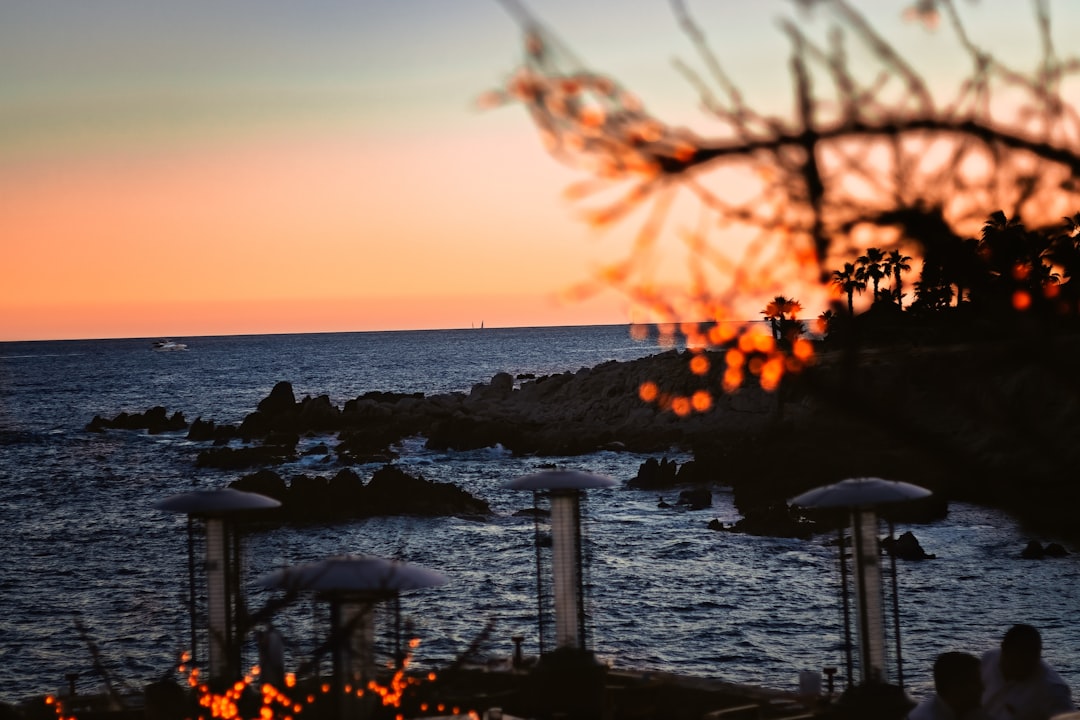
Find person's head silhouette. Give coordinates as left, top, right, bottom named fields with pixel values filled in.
left=1000, top=623, right=1042, bottom=682
left=933, top=651, right=983, bottom=715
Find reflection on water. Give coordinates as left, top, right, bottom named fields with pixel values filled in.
left=1, top=329, right=1077, bottom=704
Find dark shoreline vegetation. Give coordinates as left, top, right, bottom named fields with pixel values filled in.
left=83, top=212, right=1080, bottom=544
left=86, top=312, right=1080, bottom=547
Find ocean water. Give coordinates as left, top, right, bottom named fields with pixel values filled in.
left=0, top=325, right=1077, bottom=706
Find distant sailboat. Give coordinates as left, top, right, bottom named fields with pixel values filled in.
left=152, top=339, right=188, bottom=351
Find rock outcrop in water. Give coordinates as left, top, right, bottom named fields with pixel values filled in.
left=228, top=464, right=490, bottom=521
left=86, top=406, right=188, bottom=434
left=882, top=531, right=936, bottom=560
left=85, top=332, right=1080, bottom=543
left=227, top=350, right=779, bottom=460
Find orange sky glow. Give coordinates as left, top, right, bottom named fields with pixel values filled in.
left=3, top=1, right=1074, bottom=340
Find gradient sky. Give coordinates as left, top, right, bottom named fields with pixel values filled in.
left=1, top=1, right=1069, bottom=340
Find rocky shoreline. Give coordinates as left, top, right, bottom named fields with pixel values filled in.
left=86, top=335, right=1080, bottom=544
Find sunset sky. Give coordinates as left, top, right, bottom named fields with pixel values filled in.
left=1, top=1, right=1070, bottom=340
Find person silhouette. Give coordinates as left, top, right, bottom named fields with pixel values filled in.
left=908, top=651, right=987, bottom=720
left=981, top=624, right=1074, bottom=720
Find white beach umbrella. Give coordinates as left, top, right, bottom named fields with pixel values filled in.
left=506, top=469, right=615, bottom=654
left=257, top=555, right=446, bottom=595
left=789, top=477, right=931, bottom=693
left=156, top=487, right=281, bottom=514
left=258, top=555, right=445, bottom=711
left=788, top=477, right=931, bottom=509
left=156, top=488, right=280, bottom=683
left=505, top=469, right=618, bottom=491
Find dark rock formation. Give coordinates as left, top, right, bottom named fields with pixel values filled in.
left=187, top=418, right=237, bottom=444
left=227, top=464, right=490, bottom=522
left=259, top=380, right=297, bottom=415
left=1045, top=542, right=1069, bottom=557
left=676, top=488, right=712, bottom=510
left=882, top=531, right=936, bottom=560
left=675, top=459, right=711, bottom=484
left=86, top=406, right=187, bottom=434
left=1020, top=540, right=1069, bottom=559
left=1021, top=540, right=1046, bottom=559
left=297, top=394, right=340, bottom=430
left=87, top=330, right=1080, bottom=544
left=227, top=350, right=779, bottom=458
left=714, top=503, right=817, bottom=539
left=231, top=468, right=288, bottom=503
left=364, top=465, right=490, bottom=516
left=628, top=457, right=679, bottom=489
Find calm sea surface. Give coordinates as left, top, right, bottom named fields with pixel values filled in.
left=0, top=325, right=1077, bottom=705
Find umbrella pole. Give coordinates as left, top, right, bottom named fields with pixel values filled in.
left=838, top=524, right=853, bottom=688
left=228, top=523, right=242, bottom=679
left=533, top=490, right=545, bottom=655
left=187, top=518, right=198, bottom=668
left=330, top=599, right=346, bottom=720
left=888, top=520, right=904, bottom=689
left=394, top=596, right=402, bottom=668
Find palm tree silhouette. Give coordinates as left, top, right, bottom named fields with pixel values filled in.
left=883, top=249, right=913, bottom=309
left=816, top=309, right=835, bottom=337
left=857, top=248, right=887, bottom=303
left=831, top=262, right=867, bottom=315
left=1043, top=213, right=1080, bottom=313
left=975, top=210, right=1055, bottom=309
left=761, top=295, right=802, bottom=342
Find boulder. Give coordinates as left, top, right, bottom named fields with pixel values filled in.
left=145, top=407, right=187, bottom=434
left=720, top=503, right=816, bottom=539
left=627, top=457, right=680, bottom=490
left=231, top=469, right=288, bottom=504
left=364, top=465, right=490, bottom=517
left=240, top=382, right=303, bottom=438
left=490, top=372, right=514, bottom=394
left=335, top=426, right=402, bottom=464
left=676, top=488, right=712, bottom=510
left=1021, top=540, right=1045, bottom=559
left=1045, top=542, right=1069, bottom=557
left=882, top=531, right=936, bottom=560
left=187, top=418, right=217, bottom=442
left=228, top=465, right=491, bottom=522
left=327, top=468, right=365, bottom=506
left=297, top=394, right=341, bottom=431
left=1019, top=540, right=1069, bottom=559
left=426, top=416, right=512, bottom=452
left=258, top=381, right=297, bottom=415
left=85, top=406, right=187, bottom=434
left=675, top=460, right=710, bottom=485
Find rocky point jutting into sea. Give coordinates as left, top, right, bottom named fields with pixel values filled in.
left=86, top=330, right=1080, bottom=543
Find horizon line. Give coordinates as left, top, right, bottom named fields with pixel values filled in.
left=0, top=318, right=774, bottom=345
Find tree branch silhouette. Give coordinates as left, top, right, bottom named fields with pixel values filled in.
left=485, top=0, right=1080, bottom=328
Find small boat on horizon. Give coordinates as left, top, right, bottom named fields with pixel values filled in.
left=152, top=339, right=188, bottom=352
